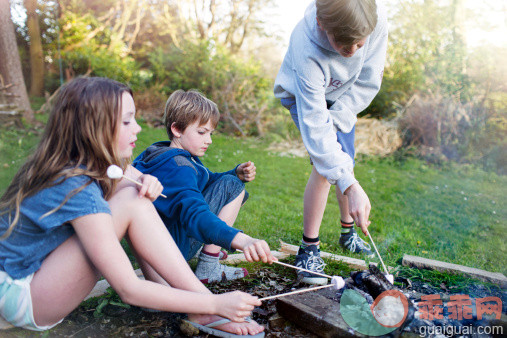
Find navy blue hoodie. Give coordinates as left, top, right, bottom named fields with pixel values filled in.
left=133, top=141, right=241, bottom=259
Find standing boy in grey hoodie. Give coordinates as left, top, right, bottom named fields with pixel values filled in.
left=274, top=0, right=388, bottom=284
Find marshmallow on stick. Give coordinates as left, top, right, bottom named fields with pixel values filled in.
left=107, top=165, right=167, bottom=198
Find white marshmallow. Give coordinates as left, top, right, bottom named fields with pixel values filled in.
left=107, top=165, right=124, bottom=179
left=385, top=274, right=394, bottom=284
left=331, top=276, right=345, bottom=290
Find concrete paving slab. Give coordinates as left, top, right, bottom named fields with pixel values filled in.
left=402, top=254, right=507, bottom=287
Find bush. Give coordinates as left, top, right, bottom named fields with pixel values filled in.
left=147, top=40, right=278, bottom=136
left=53, top=12, right=143, bottom=90
left=398, top=91, right=506, bottom=173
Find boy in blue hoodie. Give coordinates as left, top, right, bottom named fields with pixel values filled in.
left=274, top=0, right=388, bottom=284
left=134, top=90, right=274, bottom=284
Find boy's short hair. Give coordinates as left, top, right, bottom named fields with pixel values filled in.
left=316, top=0, right=377, bottom=45
left=163, top=89, right=220, bottom=140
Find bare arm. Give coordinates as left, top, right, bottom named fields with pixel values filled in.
left=71, top=213, right=259, bottom=320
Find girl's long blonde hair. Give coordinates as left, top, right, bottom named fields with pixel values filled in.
left=0, top=77, right=132, bottom=239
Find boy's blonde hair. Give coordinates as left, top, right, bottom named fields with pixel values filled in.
left=163, top=89, right=220, bottom=140
left=316, top=0, right=377, bottom=45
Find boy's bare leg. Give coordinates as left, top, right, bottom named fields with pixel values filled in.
left=294, top=167, right=329, bottom=284
left=303, top=167, right=331, bottom=239
left=336, top=181, right=373, bottom=256
left=195, top=190, right=248, bottom=283
left=336, top=186, right=354, bottom=223
left=202, top=190, right=245, bottom=255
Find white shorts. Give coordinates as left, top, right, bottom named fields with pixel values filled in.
left=0, top=270, right=62, bottom=331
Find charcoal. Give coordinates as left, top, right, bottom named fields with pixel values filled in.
left=350, top=286, right=375, bottom=305
left=361, top=264, right=396, bottom=299
left=349, top=264, right=417, bottom=330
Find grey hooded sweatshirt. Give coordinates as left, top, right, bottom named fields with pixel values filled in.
left=274, top=0, right=388, bottom=193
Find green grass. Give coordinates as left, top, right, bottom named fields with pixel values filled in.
left=1, top=122, right=506, bottom=275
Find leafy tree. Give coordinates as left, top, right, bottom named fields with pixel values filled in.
left=25, top=0, right=45, bottom=96
left=148, top=39, right=273, bottom=135
left=368, top=0, right=472, bottom=118
left=0, top=0, right=32, bottom=120
left=55, top=2, right=144, bottom=87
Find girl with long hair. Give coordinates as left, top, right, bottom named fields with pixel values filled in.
left=0, top=77, right=265, bottom=337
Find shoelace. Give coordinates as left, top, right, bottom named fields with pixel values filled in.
left=302, top=252, right=326, bottom=273
left=345, top=232, right=372, bottom=253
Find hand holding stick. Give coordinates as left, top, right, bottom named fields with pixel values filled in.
left=107, top=165, right=167, bottom=198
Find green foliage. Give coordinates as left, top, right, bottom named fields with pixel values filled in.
left=397, top=266, right=498, bottom=292
left=0, top=127, right=40, bottom=197
left=397, top=90, right=506, bottom=174
left=80, top=287, right=130, bottom=318
left=53, top=12, right=142, bottom=89
left=368, top=0, right=473, bottom=118
left=147, top=40, right=277, bottom=135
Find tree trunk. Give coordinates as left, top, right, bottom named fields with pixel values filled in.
left=0, top=0, right=33, bottom=121
left=25, top=0, right=45, bottom=96
left=452, top=0, right=467, bottom=74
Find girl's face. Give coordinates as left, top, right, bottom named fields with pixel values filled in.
left=117, top=92, right=141, bottom=158
left=171, top=119, right=214, bottom=157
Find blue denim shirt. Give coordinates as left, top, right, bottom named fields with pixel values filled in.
left=0, top=175, right=111, bottom=279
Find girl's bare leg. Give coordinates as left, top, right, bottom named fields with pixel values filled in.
left=30, top=186, right=262, bottom=335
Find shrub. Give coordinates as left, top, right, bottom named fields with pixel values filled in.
left=398, top=91, right=506, bottom=173
left=147, top=40, right=276, bottom=136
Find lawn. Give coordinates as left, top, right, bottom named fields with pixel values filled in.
left=1, top=122, right=505, bottom=275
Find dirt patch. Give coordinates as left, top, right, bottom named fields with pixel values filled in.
left=4, top=262, right=503, bottom=337
left=2, top=266, right=317, bottom=337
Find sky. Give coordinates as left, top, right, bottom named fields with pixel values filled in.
left=273, top=0, right=507, bottom=49
left=273, top=0, right=313, bottom=45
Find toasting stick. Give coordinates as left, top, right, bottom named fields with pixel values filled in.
left=273, top=260, right=333, bottom=280
left=107, top=165, right=167, bottom=198
left=260, top=283, right=337, bottom=301
left=367, top=232, right=394, bottom=284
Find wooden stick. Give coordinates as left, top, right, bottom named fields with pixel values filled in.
left=273, top=260, right=332, bottom=279
left=259, top=283, right=335, bottom=301
left=367, top=232, right=388, bottom=274
left=122, top=175, right=167, bottom=198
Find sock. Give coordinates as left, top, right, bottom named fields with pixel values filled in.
left=341, top=220, right=354, bottom=234
left=201, top=249, right=220, bottom=257
left=301, top=234, right=320, bottom=248
left=195, top=251, right=248, bottom=284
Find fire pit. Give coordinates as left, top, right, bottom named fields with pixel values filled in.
left=276, top=264, right=506, bottom=337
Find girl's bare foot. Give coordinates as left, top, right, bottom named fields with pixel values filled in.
left=187, top=314, right=264, bottom=336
